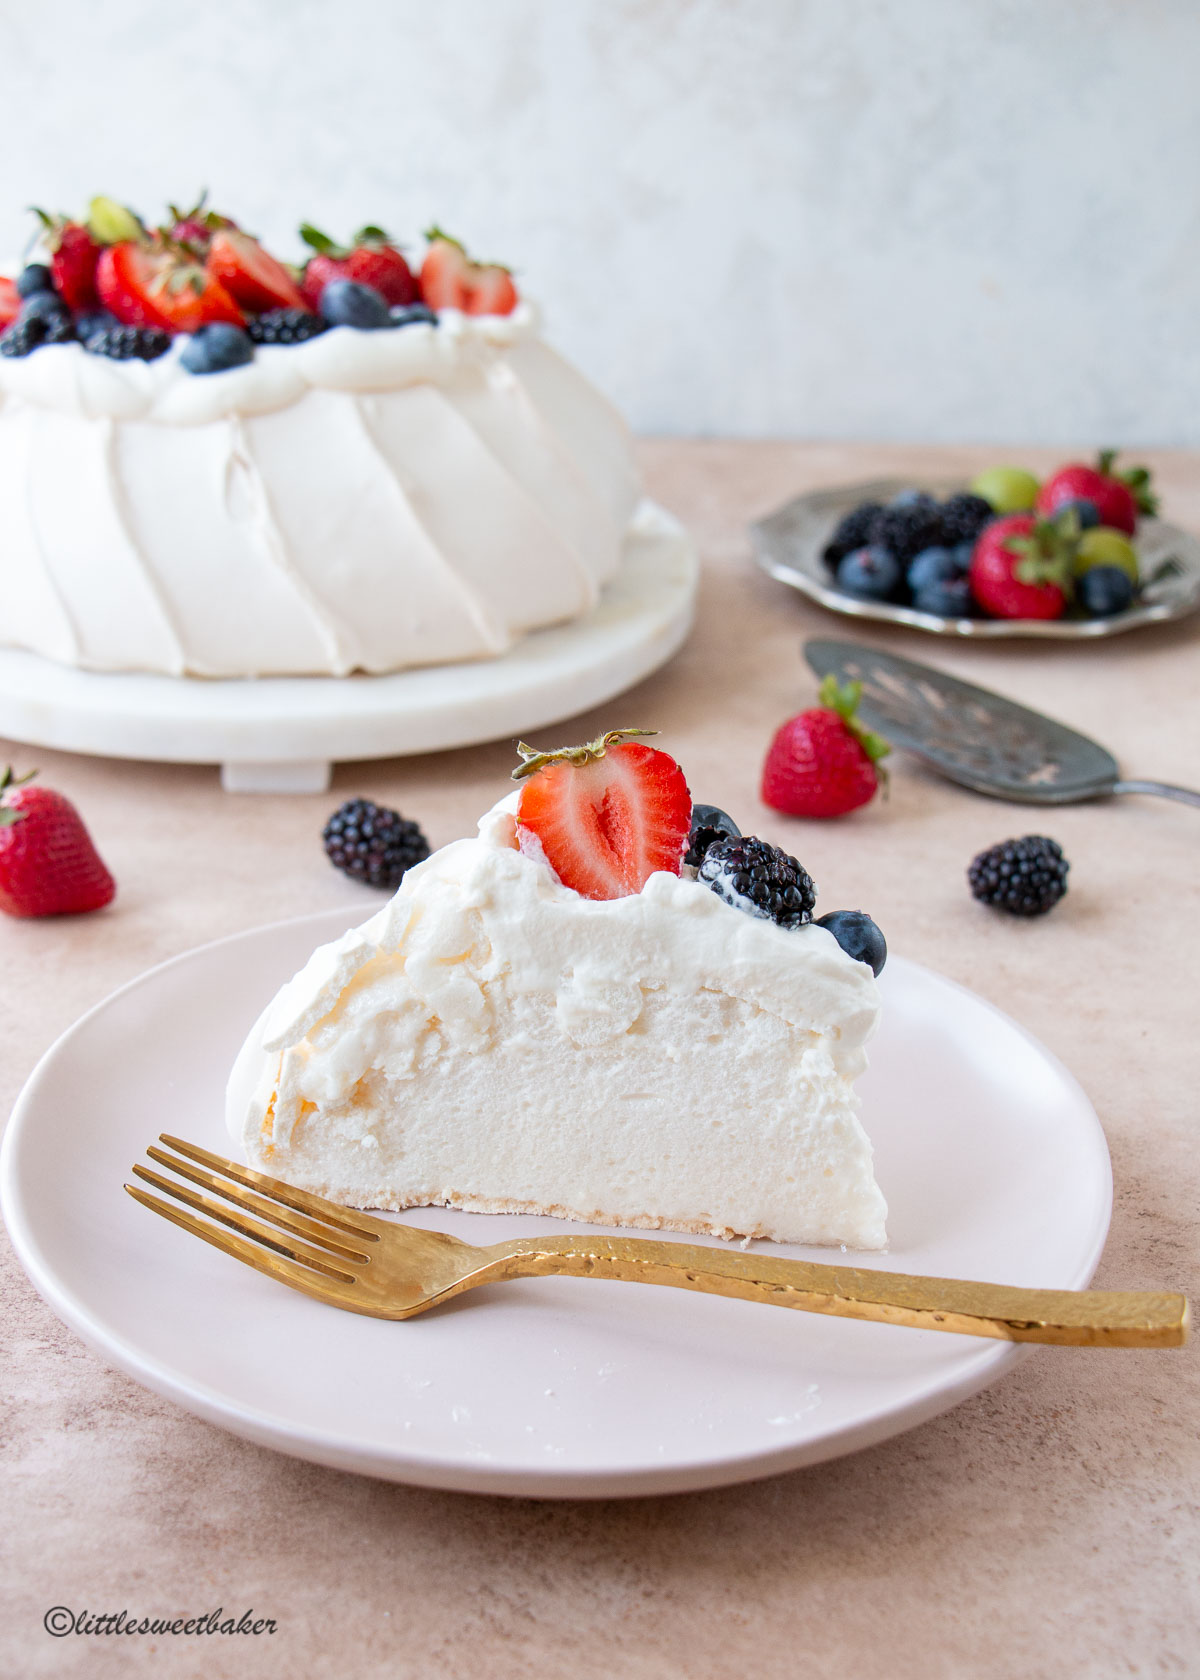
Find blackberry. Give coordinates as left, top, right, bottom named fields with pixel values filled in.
left=0, top=318, right=47, bottom=357
left=83, top=324, right=171, bottom=361
left=246, top=308, right=328, bottom=345
left=968, top=835, right=1068, bottom=918
left=698, top=835, right=816, bottom=929
left=323, top=798, right=430, bottom=890
left=684, top=803, right=741, bottom=868
left=939, top=492, right=994, bottom=546
left=75, top=310, right=119, bottom=341
left=822, top=501, right=883, bottom=570
left=869, top=499, right=945, bottom=566
left=41, top=314, right=76, bottom=344
left=18, top=290, right=71, bottom=328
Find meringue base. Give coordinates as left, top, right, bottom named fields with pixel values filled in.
left=228, top=801, right=887, bottom=1250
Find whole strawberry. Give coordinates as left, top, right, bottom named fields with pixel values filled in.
left=969, top=513, right=1072, bottom=620
left=0, top=768, right=115, bottom=917
left=1035, top=449, right=1157, bottom=535
left=299, top=223, right=417, bottom=308
left=761, top=678, right=890, bottom=819
left=32, top=211, right=102, bottom=312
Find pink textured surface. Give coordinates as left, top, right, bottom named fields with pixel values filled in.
left=2, top=441, right=1198, bottom=1677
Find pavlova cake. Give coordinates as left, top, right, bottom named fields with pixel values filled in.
left=227, top=731, right=890, bottom=1248
left=0, top=197, right=639, bottom=677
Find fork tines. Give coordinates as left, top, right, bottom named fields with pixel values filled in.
left=125, top=1134, right=379, bottom=1304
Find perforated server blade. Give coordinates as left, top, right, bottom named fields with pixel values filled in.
left=804, top=639, right=1200, bottom=808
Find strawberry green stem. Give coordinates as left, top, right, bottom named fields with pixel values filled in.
left=511, top=728, right=657, bottom=781
left=0, top=764, right=35, bottom=826
left=816, top=676, right=890, bottom=764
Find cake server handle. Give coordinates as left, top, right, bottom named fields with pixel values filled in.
left=1110, top=779, right=1200, bottom=808
left=487, top=1235, right=1188, bottom=1348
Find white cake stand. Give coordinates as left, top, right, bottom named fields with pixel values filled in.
left=0, top=501, right=697, bottom=793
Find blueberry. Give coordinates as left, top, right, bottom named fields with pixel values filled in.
left=685, top=803, right=741, bottom=868
left=179, top=323, right=255, bottom=375
left=1058, top=496, right=1100, bottom=529
left=835, top=544, right=902, bottom=602
left=952, top=541, right=975, bottom=569
left=913, top=576, right=976, bottom=618
left=320, top=279, right=391, bottom=330
left=16, top=264, right=54, bottom=299
left=1078, top=564, right=1134, bottom=617
left=18, top=290, right=70, bottom=327
left=890, top=488, right=936, bottom=511
left=907, top=545, right=962, bottom=593
left=816, top=911, right=887, bottom=976
left=389, top=303, right=438, bottom=328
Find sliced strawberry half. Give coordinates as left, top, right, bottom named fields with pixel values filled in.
left=513, top=730, right=691, bottom=900
left=97, top=240, right=244, bottom=332
left=420, top=227, right=518, bottom=315
left=208, top=227, right=307, bottom=313
left=0, top=276, right=20, bottom=331
left=465, top=262, right=518, bottom=316
left=419, top=234, right=470, bottom=310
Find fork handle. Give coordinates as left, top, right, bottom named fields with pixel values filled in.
left=1111, top=779, right=1200, bottom=808
left=485, top=1235, right=1188, bottom=1347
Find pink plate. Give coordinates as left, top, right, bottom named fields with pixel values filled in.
left=1, top=909, right=1112, bottom=1497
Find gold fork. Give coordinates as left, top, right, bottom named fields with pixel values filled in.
left=125, top=1135, right=1189, bottom=1348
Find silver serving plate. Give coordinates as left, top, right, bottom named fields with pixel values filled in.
left=804, top=638, right=1200, bottom=807
left=752, top=476, right=1200, bottom=639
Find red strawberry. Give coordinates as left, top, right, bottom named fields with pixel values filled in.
left=420, top=228, right=518, bottom=316
left=465, top=263, right=519, bottom=316
left=513, top=729, right=690, bottom=900
left=52, top=225, right=102, bottom=312
left=1035, top=450, right=1156, bottom=535
left=969, top=514, right=1072, bottom=620
left=166, top=193, right=235, bottom=252
left=761, top=679, right=889, bottom=819
left=0, top=276, right=20, bottom=330
left=344, top=227, right=417, bottom=306
left=208, top=227, right=308, bottom=312
left=0, top=768, right=115, bottom=918
left=97, top=241, right=244, bottom=333
left=298, top=224, right=417, bottom=309
left=31, top=213, right=102, bottom=312
left=418, top=235, right=469, bottom=310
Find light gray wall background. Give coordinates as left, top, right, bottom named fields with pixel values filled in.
left=1, top=0, right=1195, bottom=443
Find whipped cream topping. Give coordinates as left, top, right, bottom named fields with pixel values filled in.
left=0, top=302, right=540, bottom=426
left=0, top=307, right=642, bottom=676
left=227, top=798, right=887, bottom=1247
left=256, top=799, right=879, bottom=1072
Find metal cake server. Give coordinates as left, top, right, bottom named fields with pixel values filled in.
left=804, top=638, right=1200, bottom=808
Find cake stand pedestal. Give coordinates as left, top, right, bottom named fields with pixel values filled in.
left=0, top=501, right=697, bottom=794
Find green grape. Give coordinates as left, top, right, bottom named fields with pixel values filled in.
left=970, top=466, right=1041, bottom=514
left=87, top=196, right=142, bottom=245
left=1075, top=527, right=1139, bottom=583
